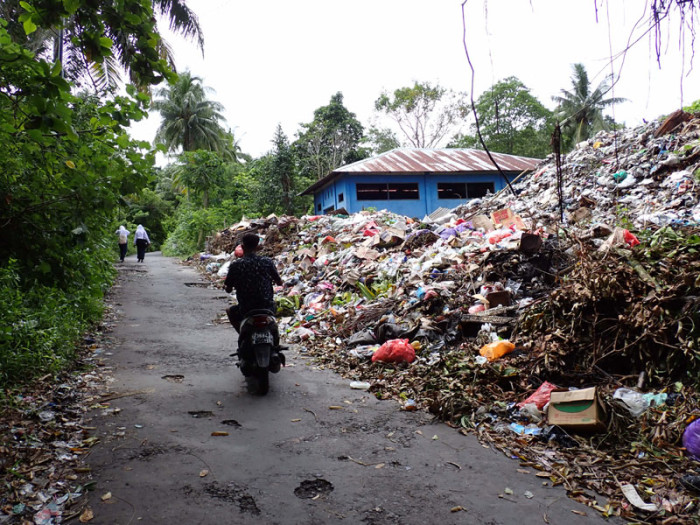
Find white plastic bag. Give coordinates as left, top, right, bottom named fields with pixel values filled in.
left=613, top=387, right=649, bottom=417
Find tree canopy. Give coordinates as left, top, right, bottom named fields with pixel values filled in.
left=552, top=63, right=626, bottom=149
left=294, top=92, right=367, bottom=180
left=374, top=81, right=469, bottom=148
left=2, top=0, right=201, bottom=89
left=450, top=76, right=553, bottom=158
left=153, top=71, right=230, bottom=155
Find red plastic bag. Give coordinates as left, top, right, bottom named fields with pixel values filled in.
left=623, top=229, right=640, bottom=247
left=234, top=245, right=244, bottom=257
left=517, top=381, right=559, bottom=410
left=372, top=338, right=416, bottom=364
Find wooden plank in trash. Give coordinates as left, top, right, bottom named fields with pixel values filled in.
left=460, top=314, right=515, bottom=325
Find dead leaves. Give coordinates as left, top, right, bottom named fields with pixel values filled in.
left=79, top=507, right=94, bottom=522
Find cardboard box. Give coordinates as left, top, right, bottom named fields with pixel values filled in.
left=547, top=387, right=606, bottom=432
left=490, top=208, right=526, bottom=230
left=470, top=214, right=495, bottom=232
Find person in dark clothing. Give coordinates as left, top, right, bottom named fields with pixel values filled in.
left=115, top=225, right=130, bottom=262
left=133, top=224, right=150, bottom=263
left=224, top=233, right=282, bottom=332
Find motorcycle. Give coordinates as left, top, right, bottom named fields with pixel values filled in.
left=235, top=309, right=285, bottom=395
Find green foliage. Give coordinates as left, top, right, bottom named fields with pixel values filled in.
left=374, top=81, right=469, bottom=148
left=294, top=92, right=368, bottom=180
left=552, top=63, right=626, bottom=150
left=161, top=201, right=239, bottom=257
left=247, top=126, right=312, bottom=216
left=0, top=9, right=168, bottom=387
left=9, top=0, right=177, bottom=87
left=449, top=77, right=553, bottom=158
left=174, top=150, right=228, bottom=208
left=363, top=126, right=401, bottom=155
left=683, top=98, right=700, bottom=114
left=122, top=188, right=173, bottom=250
left=0, top=250, right=112, bottom=386
left=0, top=35, right=155, bottom=285
left=153, top=71, right=231, bottom=155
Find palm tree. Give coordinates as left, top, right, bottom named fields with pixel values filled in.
left=1, top=0, right=203, bottom=90
left=552, top=63, right=626, bottom=147
left=152, top=71, right=229, bottom=155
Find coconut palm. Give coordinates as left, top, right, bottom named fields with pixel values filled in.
left=1, top=0, right=203, bottom=90
left=552, top=63, right=626, bottom=147
left=152, top=71, right=229, bottom=155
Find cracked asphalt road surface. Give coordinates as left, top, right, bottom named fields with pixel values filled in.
left=84, top=253, right=610, bottom=524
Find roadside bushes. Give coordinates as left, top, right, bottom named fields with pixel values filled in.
left=0, top=253, right=111, bottom=387
left=0, top=29, right=156, bottom=387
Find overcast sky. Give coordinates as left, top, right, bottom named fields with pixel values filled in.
left=130, top=0, right=700, bottom=159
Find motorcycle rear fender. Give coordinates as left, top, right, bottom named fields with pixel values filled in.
left=240, top=313, right=280, bottom=347
left=253, top=343, right=271, bottom=368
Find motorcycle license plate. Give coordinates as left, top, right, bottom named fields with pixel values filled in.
left=252, top=331, right=273, bottom=344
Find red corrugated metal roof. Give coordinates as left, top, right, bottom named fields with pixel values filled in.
left=301, top=148, right=541, bottom=195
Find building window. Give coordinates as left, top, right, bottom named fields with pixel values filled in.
left=338, top=192, right=344, bottom=203
left=356, top=183, right=419, bottom=201
left=467, top=182, right=495, bottom=198
left=437, top=183, right=467, bottom=199
left=437, top=182, right=494, bottom=199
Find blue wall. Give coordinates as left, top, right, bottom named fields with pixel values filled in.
left=312, top=172, right=516, bottom=217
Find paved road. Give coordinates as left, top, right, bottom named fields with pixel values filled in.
left=84, top=252, right=609, bottom=524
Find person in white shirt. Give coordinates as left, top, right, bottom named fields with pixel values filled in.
left=134, top=224, right=150, bottom=263
left=115, top=225, right=130, bottom=262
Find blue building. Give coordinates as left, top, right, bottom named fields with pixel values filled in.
left=301, top=148, right=541, bottom=217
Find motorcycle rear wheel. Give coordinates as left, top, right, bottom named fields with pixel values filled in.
left=253, top=368, right=269, bottom=396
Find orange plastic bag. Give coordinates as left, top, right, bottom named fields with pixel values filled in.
left=372, top=339, right=416, bottom=364
left=479, top=340, right=515, bottom=361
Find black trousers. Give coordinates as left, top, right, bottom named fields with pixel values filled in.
left=226, top=305, right=243, bottom=332
left=136, top=239, right=148, bottom=261
left=119, top=243, right=127, bottom=261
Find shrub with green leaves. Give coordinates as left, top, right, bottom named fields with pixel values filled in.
left=0, top=256, right=111, bottom=386
left=0, top=19, right=159, bottom=387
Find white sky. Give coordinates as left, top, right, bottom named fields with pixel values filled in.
left=130, top=0, right=700, bottom=159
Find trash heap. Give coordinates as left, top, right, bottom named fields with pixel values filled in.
left=0, top=335, right=111, bottom=525
left=196, top=111, right=700, bottom=522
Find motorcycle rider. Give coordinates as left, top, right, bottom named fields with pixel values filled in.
left=224, top=233, right=282, bottom=334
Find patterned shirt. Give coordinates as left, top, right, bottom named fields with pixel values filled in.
left=224, top=254, right=282, bottom=314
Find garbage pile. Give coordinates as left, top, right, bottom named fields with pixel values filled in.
left=195, top=112, right=700, bottom=522
left=0, top=336, right=110, bottom=525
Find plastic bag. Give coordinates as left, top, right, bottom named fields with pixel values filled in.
left=517, top=381, right=558, bottom=410
left=478, top=340, right=515, bottom=361
left=372, top=338, right=416, bottom=364
left=613, top=388, right=649, bottom=417
left=623, top=229, right=640, bottom=247
left=683, top=419, right=700, bottom=460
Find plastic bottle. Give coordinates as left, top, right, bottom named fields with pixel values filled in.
left=350, top=381, right=371, bottom=391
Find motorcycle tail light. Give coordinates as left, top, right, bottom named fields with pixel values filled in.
left=252, top=315, right=270, bottom=328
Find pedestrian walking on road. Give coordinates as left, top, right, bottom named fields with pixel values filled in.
left=116, top=225, right=130, bottom=262
left=134, top=224, right=150, bottom=263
